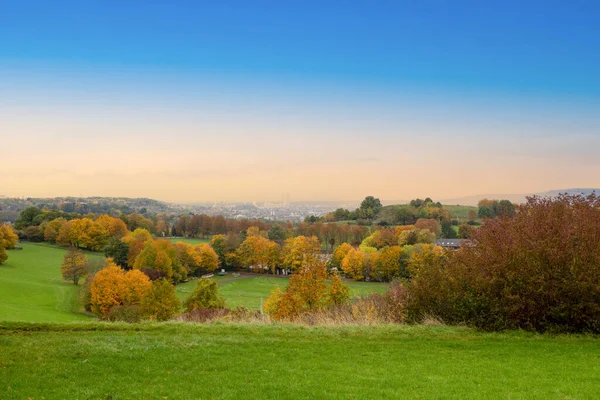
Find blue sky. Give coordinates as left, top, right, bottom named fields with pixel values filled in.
left=1, top=1, right=599, bottom=201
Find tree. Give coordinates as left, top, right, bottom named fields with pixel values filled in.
left=359, top=196, right=382, bottom=219
left=0, top=224, right=18, bottom=249
left=441, top=220, right=457, bottom=239
left=133, top=239, right=182, bottom=282
left=467, top=210, right=477, bottom=222
left=184, top=278, right=225, bottom=311
left=374, top=246, right=403, bottom=281
left=140, top=279, right=181, bottom=321
left=267, top=225, right=286, bottom=243
left=328, top=271, right=350, bottom=306
left=90, top=261, right=151, bottom=319
left=193, top=244, right=220, bottom=275
left=43, top=218, right=66, bottom=243
left=330, top=242, right=353, bottom=269
left=341, top=248, right=365, bottom=280
left=90, top=263, right=127, bottom=318
left=237, top=236, right=280, bottom=274
left=0, top=246, right=7, bottom=265
left=96, top=214, right=129, bottom=238
left=104, top=237, right=130, bottom=268
left=61, top=248, right=90, bottom=285
left=265, top=257, right=330, bottom=321
left=122, top=228, right=153, bottom=268
left=458, top=223, right=473, bottom=239
left=282, top=236, right=321, bottom=271
left=14, top=207, right=43, bottom=229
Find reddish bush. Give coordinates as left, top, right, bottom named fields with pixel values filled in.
left=406, top=194, right=600, bottom=333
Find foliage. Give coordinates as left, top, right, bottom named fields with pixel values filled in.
left=341, top=248, right=365, bottom=280
left=0, top=224, right=19, bottom=249
left=237, top=235, right=280, bottom=273
left=407, top=194, right=600, bottom=333
left=104, top=237, right=130, bottom=268
left=60, top=248, right=90, bottom=285
left=282, top=235, right=321, bottom=271
left=90, top=261, right=151, bottom=319
left=183, top=278, right=225, bottom=311
left=140, top=279, right=181, bottom=321
left=330, top=242, right=353, bottom=269
left=328, top=271, right=350, bottom=306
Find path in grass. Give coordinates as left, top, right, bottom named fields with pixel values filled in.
left=0, top=243, right=104, bottom=322
left=1, top=322, right=599, bottom=399
left=176, top=274, right=389, bottom=309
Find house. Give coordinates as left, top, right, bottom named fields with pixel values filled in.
left=435, top=239, right=469, bottom=249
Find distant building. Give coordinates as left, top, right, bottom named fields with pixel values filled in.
left=435, top=239, right=469, bottom=249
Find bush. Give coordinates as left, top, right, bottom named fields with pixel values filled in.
left=184, top=278, right=225, bottom=311
left=406, top=195, right=600, bottom=333
left=107, top=305, right=142, bottom=323
left=141, top=279, right=181, bottom=321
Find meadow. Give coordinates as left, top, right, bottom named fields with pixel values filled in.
left=0, top=243, right=104, bottom=322
left=1, top=322, right=599, bottom=399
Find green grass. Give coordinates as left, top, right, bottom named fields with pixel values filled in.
left=176, top=276, right=389, bottom=310
left=1, top=322, right=599, bottom=399
left=167, top=237, right=211, bottom=245
left=0, top=243, right=105, bottom=323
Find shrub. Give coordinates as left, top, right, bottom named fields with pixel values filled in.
left=406, top=194, right=600, bottom=333
left=184, top=278, right=225, bottom=311
left=141, top=279, right=181, bottom=321
left=106, top=305, right=142, bottom=323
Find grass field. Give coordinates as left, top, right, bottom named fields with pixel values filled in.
left=1, top=322, right=599, bottom=399
left=0, top=243, right=104, bottom=323
left=167, top=237, right=211, bottom=245
left=176, top=275, right=388, bottom=309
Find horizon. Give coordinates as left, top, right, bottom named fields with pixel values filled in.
left=2, top=1, right=600, bottom=201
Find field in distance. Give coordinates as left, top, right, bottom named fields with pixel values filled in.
left=1, top=322, right=599, bottom=399
left=0, top=243, right=387, bottom=322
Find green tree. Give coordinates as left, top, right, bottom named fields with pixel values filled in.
left=140, top=279, right=181, bottom=321
left=359, top=196, right=383, bottom=219
left=184, top=278, right=225, bottom=311
left=104, top=237, right=130, bottom=268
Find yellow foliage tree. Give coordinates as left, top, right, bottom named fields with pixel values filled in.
left=97, top=214, right=129, bottom=238
left=122, top=269, right=152, bottom=305
left=282, top=235, right=321, bottom=271
left=328, top=270, right=350, bottom=306
left=341, top=248, right=365, bottom=281
left=90, top=262, right=128, bottom=318
left=374, top=246, right=403, bottom=281
left=0, top=224, right=18, bottom=249
left=44, top=218, right=66, bottom=243
left=331, top=242, right=353, bottom=269
left=237, top=236, right=280, bottom=274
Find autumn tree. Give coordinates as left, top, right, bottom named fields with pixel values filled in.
left=155, top=219, right=169, bottom=237
left=0, top=224, right=18, bottom=249
left=122, top=228, right=153, bottom=268
left=330, top=242, right=353, bottom=270
left=282, top=235, right=321, bottom=271
left=96, top=214, right=129, bottom=238
left=61, top=248, right=90, bottom=285
left=237, top=236, right=280, bottom=274
left=90, top=260, right=152, bottom=319
left=43, top=218, right=66, bottom=243
left=140, top=279, right=181, bottom=321
left=341, top=248, right=365, bottom=280
left=184, top=278, right=225, bottom=311
left=133, top=239, right=183, bottom=282
left=374, top=245, right=403, bottom=281
left=328, top=270, right=350, bottom=306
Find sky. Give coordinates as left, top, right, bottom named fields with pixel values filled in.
left=1, top=1, right=599, bottom=203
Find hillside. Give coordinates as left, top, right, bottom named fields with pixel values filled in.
left=373, top=203, right=477, bottom=225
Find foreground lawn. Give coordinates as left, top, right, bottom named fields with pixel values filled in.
left=0, top=322, right=599, bottom=399
left=0, top=243, right=104, bottom=322
left=176, top=275, right=389, bottom=309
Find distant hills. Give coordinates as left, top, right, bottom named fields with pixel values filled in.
left=441, top=188, right=600, bottom=206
